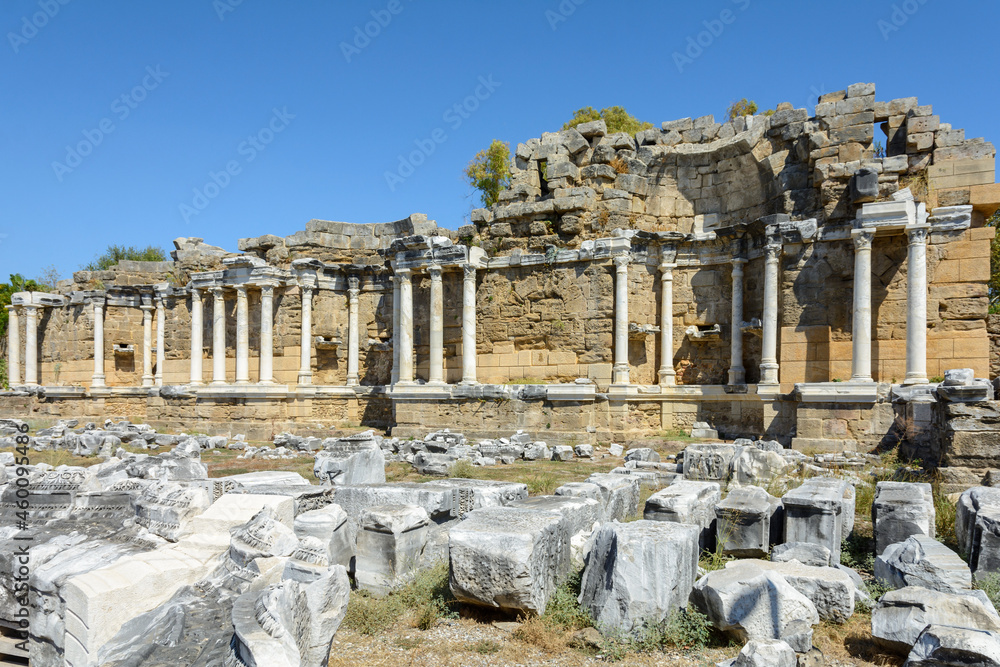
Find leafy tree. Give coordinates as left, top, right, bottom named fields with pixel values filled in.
left=564, top=105, right=653, bottom=135
left=988, top=209, right=1000, bottom=312
left=82, top=244, right=167, bottom=271
left=726, top=98, right=758, bottom=120
left=0, top=274, right=49, bottom=346
left=37, top=264, right=61, bottom=290
left=464, top=140, right=512, bottom=208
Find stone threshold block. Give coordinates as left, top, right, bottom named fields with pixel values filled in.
left=579, top=520, right=700, bottom=635
left=644, top=480, right=721, bottom=551
left=782, top=477, right=855, bottom=564
left=872, top=480, right=935, bottom=555
left=716, top=486, right=783, bottom=558
left=355, top=504, right=430, bottom=596
left=448, top=506, right=571, bottom=615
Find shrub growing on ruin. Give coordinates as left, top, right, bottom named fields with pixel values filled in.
left=0, top=273, right=49, bottom=342
left=563, top=105, right=653, bottom=135
left=988, top=210, right=1000, bottom=312
left=81, top=244, right=167, bottom=271
left=726, top=98, right=758, bottom=120
left=464, top=139, right=512, bottom=208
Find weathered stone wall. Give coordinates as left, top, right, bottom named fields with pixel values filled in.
left=989, top=314, right=1000, bottom=380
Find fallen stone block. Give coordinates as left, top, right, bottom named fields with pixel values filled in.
left=727, top=559, right=854, bottom=622
left=355, top=504, right=430, bottom=596
left=730, top=447, right=791, bottom=487
left=579, top=520, right=699, bottom=635
left=449, top=506, right=571, bottom=615
left=132, top=481, right=211, bottom=542
left=294, top=504, right=355, bottom=572
left=625, top=447, right=660, bottom=463
left=644, top=480, right=721, bottom=550
left=904, top=624, right=1000, bottom=667
left=875, top=534, right=971, bottom=593
left=510, top=495, right=601, bottom=564
left=716, top=486, right=782, bottom=557
left=782, top=477, right=855, bottom=564
left=958, top=486, right=1000, bottom=559
left=314, top=446, right=385, bottom=485
left=718, top=638, right=797, bottom=667
left=872, top=481, right=935, bottom=555
left=771, top=541, right=832, bottom=567
left=411, top=451, right=458, bottom=476
left=586, top=473, right=641, bottom=522
left=691, top=568, right=818, bottom=652
left=683, top=443, right=741, bottom=482
left=551, top=445, right=575, bottom=461
left=872, top=585, right=1000, bottom=654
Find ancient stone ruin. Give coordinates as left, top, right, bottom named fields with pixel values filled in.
left=2, top=83, right=1000, bottom=666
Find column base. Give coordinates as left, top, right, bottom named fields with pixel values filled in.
left=189, top=380, right=204, bottom=386
left=760, top=362, right=779, bottom=385
left=297, top=374, right=313, bottom=385
left=91, top=376, right=106, bottom=388
left=612, top=363, right=630, bottom=385
left=427, top=379, right=447, bottom=387
left=849, top=376, right=874, bottom=383
left=210, top=380, right=228, bottom=386
left=902, top=375, right=929, bottom=385
left=727, top=368, right=745, bottom=386
left=657, top=369, right=676, bottom=386
left=257, top=379, right=274, bottom=386
left=141, top=377, right=154, bottom=387
left=459, top=378, right=478, bottom=386
left=346, top=378, right=359, bottom=387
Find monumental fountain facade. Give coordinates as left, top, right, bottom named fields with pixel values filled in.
left=2, top=83, right=998, bottom=448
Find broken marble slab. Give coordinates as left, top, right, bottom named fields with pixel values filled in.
left=584, top=474, right=641, bottom=522
left=872, top=585, right=1000, bottom=654
left=872, top=481, right=935, bottom=555
left=449, top=506, right=571, bottom=615
left=313, top=446, right=385, bottom=486
left=903, top=624, right=1000, bottom=667
left=875, top=534, right=971, bottom=593
left=715, top=486, right=783, bottom=558
left=509, top=494, right=601, bottom=565
left=133, top=481, right=211, bottom=542
left=293, top=504, right=354, bottom=572
left=644, top=480, right=721, bottom=551
left=579, top=520, right=699, bottom=635
left=771, top=541, right=832, bottom=567
left=355, top=504, right=430, bottom=596
left=782, top=477, right=855, bottom=564
left=682, top=443, right=742, bottom=482
left=725, top=559, right=854, bottom=623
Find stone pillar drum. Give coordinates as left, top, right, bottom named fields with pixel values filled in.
left=6, top=306, right=20, bottom=386
left=189, top=288, right=204, bottom=385
left=428, top=264, right=445, bottom=385
left=23, top=306, right=37, bottom=385
left=397, top=268, right=414, bottom=385
left=391, top=277, right=400, bottom=385
left=728, top=258, right=746, bottom=386
left=154, top=297, right=165, bottom=387
left=141, top=303, right=154, bottom=387
left=760, top=243, right=781, bottom=386
left=347, top=276, right=360, bottom=387
left=235, top=285, right=250, bottom=384
left=658, top=261, right=676, bottom=386
left=612, top=254, right=630, bottom=385
left=904, top=226, right=930, bottom=385
left=211, top=287, right=227, bottom=385
left=461, top=265, right=477, bottom=385
left=851, top=229, right=875, bottom=382
left=259, top=285, right=275, bottom=384
left=298, top=285, right=314, bottom=386
left=92, top=301, right=106, bottom=387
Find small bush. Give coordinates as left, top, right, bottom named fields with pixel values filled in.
left=976, top=573, right=1000, bottom=609
left=609, top=156, right=629, bottom=174
left=599, top=608, right=714, bottom=661
left=840, top=532, right=875, bottom=574
left=469, top=639, right=501, bottom=655
left=342, top=561, right=456, bottom=635
left=542, top=570, right=592, bottom=631
left=933, top=483, right=959, bottom=552
left=726, top=98, right=758, bottom=120
left=512, top=616, right=564, bottom=651
left=0, top=359, right=7, bottom=389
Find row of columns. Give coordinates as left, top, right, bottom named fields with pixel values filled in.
left=393, top=263, right=478, bottom=386
left=191, top=284, right=278, bottom=386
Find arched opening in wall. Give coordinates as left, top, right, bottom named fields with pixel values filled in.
left=538, top=159, right=549, bottom=195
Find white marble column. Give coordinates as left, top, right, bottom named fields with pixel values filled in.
left=92, top=301, right=106, bottom=387
left=612, top=254, right=630, bottom=385
left=398, top=268, right=414, bottom=385
left=461, top=265, right=477, bottom=385
left=760, top=242, right=782, bottom=386
left=851, top=229, right=875, bottom=382
left=428, top=264, right=445, bottom=385
left=211, top=287, right=227, bottom=385
left=6, top=306, right=20, bottom=386
left=729, top=258, right=746, bottom=386
left=391, top=276, right=400, bottom=385
left=346, top=277, right=360, bottom=387
left=189, top=288, right=204, bottom=385
left=658, top=260, right=676, bottom=386
left=141, top=302, right=154, bottom=387
left=235, top=285, right=250, bottom=384
left=259, top=285, right=274, bottom=385
left=154, top=297, right=165, bottom=387
left=23, top=306, right=37, bottom=385
left=904, top=225, right=930, bottom=385
left=298, top=286, right=314, bottom=385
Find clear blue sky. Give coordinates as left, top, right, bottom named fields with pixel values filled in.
left=2, top=0, right=998, bottom=281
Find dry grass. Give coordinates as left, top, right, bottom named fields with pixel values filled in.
left=813, top=613, right=903, bottom=667
left=608, top=156, right=629, bottom=174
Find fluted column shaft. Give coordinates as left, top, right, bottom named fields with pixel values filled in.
left=760, top=243, right=781, bottom=386
left=298, top=286, right=314, bottom=385
left=612, top=255, right=630, bottom=385
left=729, top=259, right=746, bottom=385
left=658, top=262, right=676, bottom=386
left=461, top=265, right=477, bottom=384
left=851, top=229, right=875, bottom=382
left=6, top=306, right=20, bottom=386
left=398, top=269, right=414, bottom=384
left=23, top=306, right=37, bottom=385
left=259, top=285, right=274, bottom=384
left=347, top=277, right=360, bottom=386
left=92, top=302, right=106, bottom=387
left=190, top=289, right=204, bottom=385
left=212, top=288, right=227, bottom=385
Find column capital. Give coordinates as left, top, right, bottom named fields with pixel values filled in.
left=259, top=283, right=275, bottom=297
left=22, top=304, right=37, bottom=314
left=140, top=303, right=154, bottom=314
left=660, top=244, right=677, bottom=265
left=190, top=286, right=203, bottom=301
left=234, top=284, right=248, bottom=296
left=906, top=224, right=931, bottom=245
left=348, top=275, right=360, bottom=294
left=765, top=241, right=783, bottom=260
left=396, top=267, right=412, bottom=279
left=613, top=254, right=631, bottom=270
left=463, top=264, right=477, bottom=281
left=852, top=228, right=875, bottom=250
left=659, top=261, right=676, bottom=277
left=210, top=286, right=225, bottom=298
left=428, top=263, right=443, bottom=280
left=300, top=284, right=314, bottom=298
